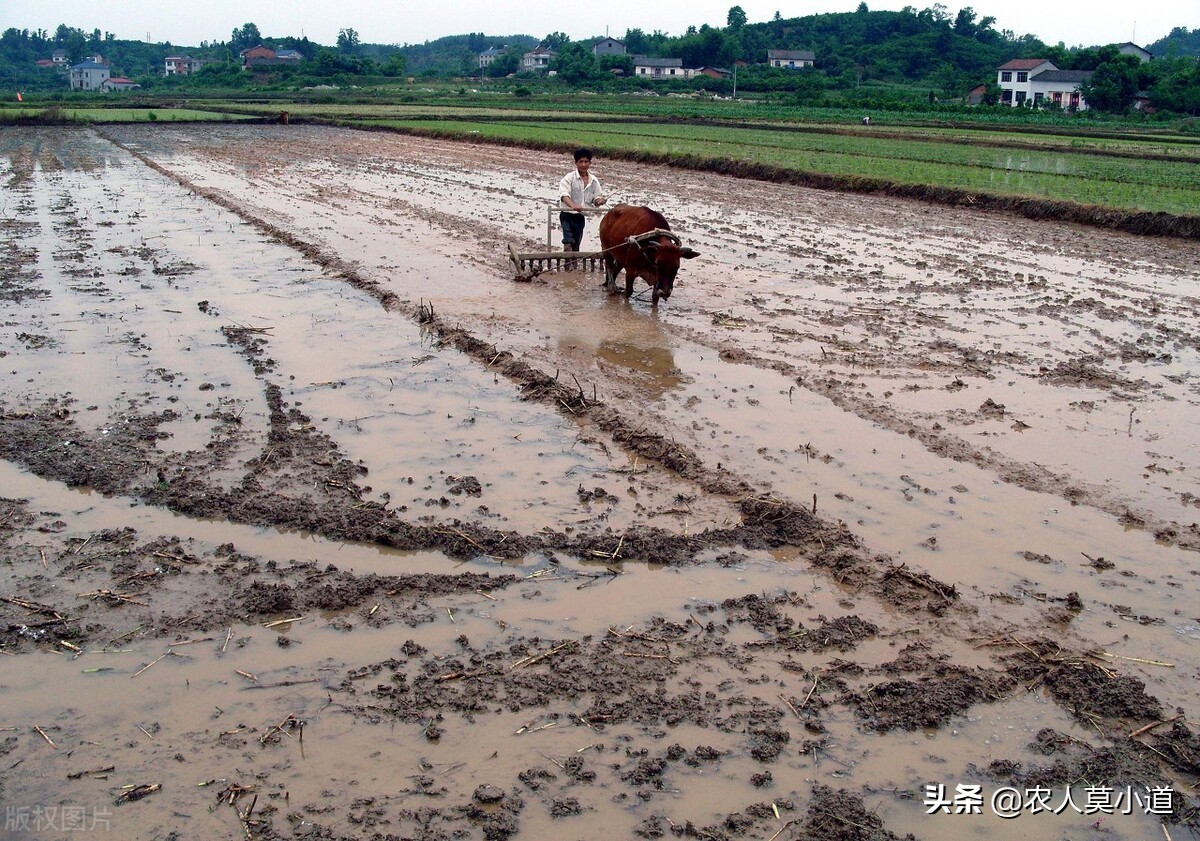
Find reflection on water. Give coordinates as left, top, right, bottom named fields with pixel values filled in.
left=555, top=297, right=686, bottom=400
left=596, top=339, right=682, bottom=398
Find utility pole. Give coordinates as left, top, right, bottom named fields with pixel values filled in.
left=732, top=62, right=737, bottom=98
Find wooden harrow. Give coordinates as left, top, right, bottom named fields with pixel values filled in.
left=510, top=206, right=606, bottom=280
left=509, top=244, right=604, bottom=279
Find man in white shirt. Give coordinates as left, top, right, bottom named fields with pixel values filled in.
left=558, top=147, right=607, bottom=257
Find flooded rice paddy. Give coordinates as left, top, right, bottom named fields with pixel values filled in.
left=1, top=124, right=1198, bottom=840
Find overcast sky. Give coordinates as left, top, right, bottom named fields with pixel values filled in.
left=0, top=0, right=1191, bottom=52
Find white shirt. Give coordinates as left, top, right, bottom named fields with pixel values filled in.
left=559, top=169, right=604, bottom=214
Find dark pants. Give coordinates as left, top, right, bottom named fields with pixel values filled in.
left=560, top=212, right=585, bottom=248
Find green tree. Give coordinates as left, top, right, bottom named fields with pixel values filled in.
left=1081, top=54, right=1142, bottom=111
left=542, top=32, right=569, bottom=50
left=624, top=28, right=650, bottom=55
left=458, top=47, right=476, bottom=76
left=1148, top=57, right=1200, bottom=114
left=552, top=41, right=597, bottom=83
left=384, top=52, right=407, bottom=76
left=337, top=28, right=360, bottom=54
left=952, top=8, right=976, bottom=37
left=598, top=53, right=634, bottom=77
left=727, top=6, right=748, bottom=29
left=63, top=30, right=87, bottom=62
left=230, top=23, right=262, bottom=52
left=486, top=45, right=523, bottom=77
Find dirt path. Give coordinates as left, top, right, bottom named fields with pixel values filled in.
left=1, top=125, right=1197, bottom=840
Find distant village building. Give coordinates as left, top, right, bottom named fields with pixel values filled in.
left=697, top=66, right=732, bottom=79
left=521, top=46, right=556, bottom=72
left=1118, top=42, right=1152, bottom=62
left=241, top=46, right=278, bottom=68
left=767, top=49, right=815, bottom=69
left=239, top=46, right=300, bottom=69
left=996, top=58, right=1054, bottom=106
left=634, top=56, right=686, bottom=78
left=1031, top=69, right=1093, bottom=109
left=164, top=55, right=204, bottom=76
left=102, top=76, right=140, bottom=92
left=592, top=37, right=626, bottom=56
left=478, top=46, right=506, bottom=69
left=997, top=59, right=1092, bottom=110
left=966, top=83, right=988, bottom=105
left=69, top=60, right=110, bottom=91
left=51, top=49, right=69, bottom=65
left=36, top=59, right=56, bottom=68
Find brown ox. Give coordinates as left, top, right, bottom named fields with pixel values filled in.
left=599, top=204, right=698, bottom=306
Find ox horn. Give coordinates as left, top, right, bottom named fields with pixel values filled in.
left=680, top=247, right=700, bottom=259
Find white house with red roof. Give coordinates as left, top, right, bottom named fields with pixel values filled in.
left=102, top=76, right=140, bottom=91
left=997, top=59, right=1092, bottom=110
left=997, top=59, right=1054, bottom=106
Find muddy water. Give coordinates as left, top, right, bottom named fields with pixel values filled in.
left=102, top=124, right=1200, bottom=705
left=0, top=490, right=1165, bottom=841
left=2, top=125, right=1198, bottom=839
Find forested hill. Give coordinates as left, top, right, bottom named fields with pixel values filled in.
left=648, top=7, right=1012, bottom=87
left=1, top=8, right=1197, bottom=93
left=1146, top=27, right=1200, bottom=58
left=401, top=33, right=538, bottom=74
left=381, top=14, right=1199, bottom=82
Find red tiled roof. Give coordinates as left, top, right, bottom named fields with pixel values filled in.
left=999, top=58, right=1051, bottom=70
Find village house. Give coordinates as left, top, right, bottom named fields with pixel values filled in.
left=69, top=59, right=110, bottom=91
left=634, top=56, right=687, bottom=78
left=591, top=37, right=626, bottom=56
left=996, top=59, right=1092, bottom=110
left=1031, top=69, right=1093, bottom=110
left=521, top=46, right=556, bottom=72
left=1118, top=42, right=1152, bottom=62
left=239, top=46, right=301, bottom=69
left=241, top=46, right=278, bottom=68
left=478, top=46, right=505, bottom=69
left=102, top=76, right=140, bottom=92
left=51, top=49, right=68, bottom=65
left=767, top=49, right=815, bottom=69
left=164, top=55, right=204, bottom=76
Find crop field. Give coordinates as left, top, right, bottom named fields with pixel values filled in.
left=5, top=92, right=1198, bottom=232
left=369, top=117, right=1200, bottom=215
left=0, top=105, right=259, bottom=123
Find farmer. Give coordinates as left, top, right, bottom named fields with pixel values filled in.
left=558, top=147, right=607, bottom=255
